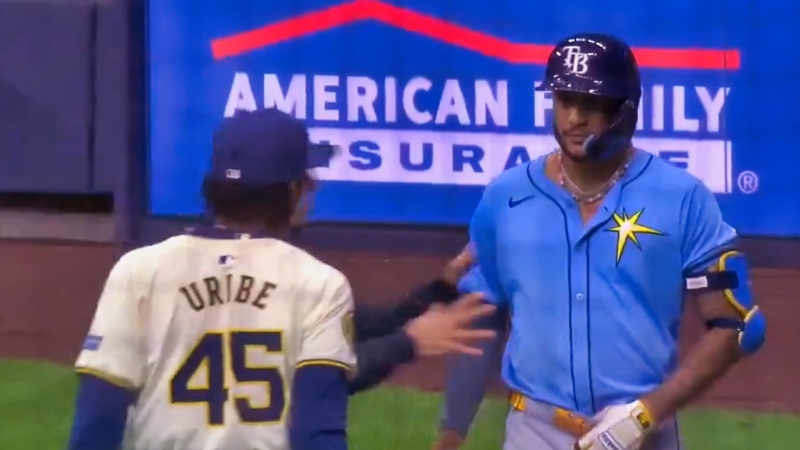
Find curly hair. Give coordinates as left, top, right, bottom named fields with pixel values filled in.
left=200, top=177, right=294, bottom=229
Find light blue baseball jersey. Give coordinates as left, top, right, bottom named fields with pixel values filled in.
left=469, top=149, right=737, bottom=416
left=457, top=266, right=495, bottom=302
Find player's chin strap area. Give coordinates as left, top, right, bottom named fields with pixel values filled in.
left=684, top=250, right=766, bottom=355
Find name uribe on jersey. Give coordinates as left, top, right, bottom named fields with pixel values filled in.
left=180, top=268, right=276, bottom=312
left=69, top=108, right=353, bottom=450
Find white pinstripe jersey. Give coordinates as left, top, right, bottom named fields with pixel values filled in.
left=75, top=233, right=356, bottom=450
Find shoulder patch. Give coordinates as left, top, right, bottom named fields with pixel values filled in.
left=341, top=312, right=355, bottom=347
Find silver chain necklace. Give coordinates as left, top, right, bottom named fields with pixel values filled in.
left=557, top=150, right=632, bottom=204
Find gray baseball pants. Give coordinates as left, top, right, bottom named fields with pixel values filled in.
left=503, top=396, right=682, bottom=450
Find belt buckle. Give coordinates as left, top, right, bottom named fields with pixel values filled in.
left=553, top=408, right=591, bottom=438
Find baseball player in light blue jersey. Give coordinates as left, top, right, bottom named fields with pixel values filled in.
left=433, top=33, right=766, bottom=450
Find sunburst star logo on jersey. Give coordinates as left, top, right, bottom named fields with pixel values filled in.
left=606, top=209, right=664, bottom=264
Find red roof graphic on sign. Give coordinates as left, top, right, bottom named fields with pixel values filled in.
left=211, top=0, right=740, bottom=70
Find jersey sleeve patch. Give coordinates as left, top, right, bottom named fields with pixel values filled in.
left=82, top=334, right=104, bottom=351
left=342, top=311, right=355, bottom=349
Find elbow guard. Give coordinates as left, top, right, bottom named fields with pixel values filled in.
left=685, top=250, right=765, bottom=355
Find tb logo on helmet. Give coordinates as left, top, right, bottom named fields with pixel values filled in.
left=562, top=45, right=590, bottom=75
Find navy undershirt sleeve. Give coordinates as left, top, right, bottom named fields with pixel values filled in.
left=439, top=305, right=509, bottom=436
left=345, top=279, right=457, bottom=394
left=68, top=374, right=135, bottom=450
left=289, top=364, right=349, bottom=450
left=348, top=330, right=416, bottom=394
left=354, top=279, right=460, bottom=341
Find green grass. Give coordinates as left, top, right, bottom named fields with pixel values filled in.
left=1, top=359, right=798, bottom=449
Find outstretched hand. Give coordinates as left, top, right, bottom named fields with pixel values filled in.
left=404, top=293, right=496, bottom=357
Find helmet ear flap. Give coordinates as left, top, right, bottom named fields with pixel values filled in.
left=581, top=99, right=639, bottom=160
left=616, top=99, right=638, bottom=125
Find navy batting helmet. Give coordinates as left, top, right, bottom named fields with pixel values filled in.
left=535, top=33, right=641, bottom=160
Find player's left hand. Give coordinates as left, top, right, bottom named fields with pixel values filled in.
left=441, top=244, right=474, bottom=286
left=404, top=293, right=495, bottom=357
left=572, top=400, right=655, bottom=450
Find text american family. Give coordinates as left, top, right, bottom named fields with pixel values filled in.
left=222, top=72, right=732, bottom=191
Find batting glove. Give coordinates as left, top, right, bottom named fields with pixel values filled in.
left=573, top=400, right=655, bottom=450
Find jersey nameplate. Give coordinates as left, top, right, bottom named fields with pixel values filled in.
left=179, top=274, right=277, bottom=312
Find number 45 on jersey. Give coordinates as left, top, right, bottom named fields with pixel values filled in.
left=170, top=330, right=286, bottom=425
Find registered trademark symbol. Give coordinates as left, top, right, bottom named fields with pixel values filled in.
left=737, top=171, right=759, bottom=194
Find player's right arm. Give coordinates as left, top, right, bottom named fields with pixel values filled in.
left=435, top=270, right=508, bottom=448
left=353, top=278, right=461, bottom=341
left=289, top=269, right=356, bottom=450
left=347, top=281, right=443, bottom=394
left=467, top=185, right=506, bottom=305
left=349, top=290, right=496, bottom=394
left=436, top=303, right=508, bottom=448
left=69, top=251, right=147, bottom=450
left=350, top=248, right=492, bottom=394
left=436, top=188, right=509, bottom=448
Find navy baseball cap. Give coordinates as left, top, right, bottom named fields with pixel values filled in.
left=207, top=108, right=337, bottom=185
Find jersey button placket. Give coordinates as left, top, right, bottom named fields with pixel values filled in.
left=570, top=243, right=593, bottom=415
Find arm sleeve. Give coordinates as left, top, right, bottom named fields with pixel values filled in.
left=457, top=265, right=497, bottom=303
left=289, top=271, right=356, bottom=450
left=297, top=270, right=357, bottom=372
left=68, top=374, right=135, bottom=450
left=680, top=182, right=738, bottom=273
left=469, top=188, right=506, bottom=305
left=348, top=331, right=416, bottom=394
left=438, top=306, right=509, bottom=437
left=74, top=252, right=147, bottom=390
left=346, top=280, right=460, bottom=394
left=354, top=279, right=460, bottom=341
left=289, top=365, right=349, bottom=450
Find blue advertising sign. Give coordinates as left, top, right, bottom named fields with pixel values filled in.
left=147, top=0, right=800, bottom=236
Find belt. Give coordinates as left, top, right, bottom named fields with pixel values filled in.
left=509, top=391, right=593, bottom=438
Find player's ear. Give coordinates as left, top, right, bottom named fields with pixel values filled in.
left=303, top=170, right=317, bottom=191
left=287, top=180, right=302, bottom=206
left=288, top=179, right=311, bottom=229
left=289, top=172, right=315, bottom=200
